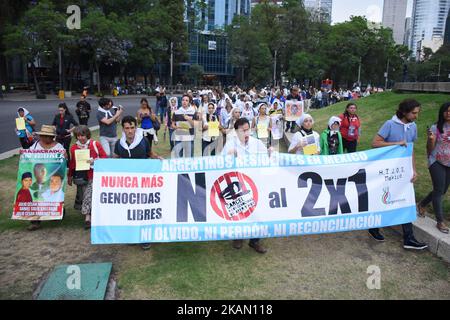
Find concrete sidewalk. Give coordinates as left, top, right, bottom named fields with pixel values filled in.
left=412, top=216, right=450, bottom=263
left=283, top=131, right=450, bottom=264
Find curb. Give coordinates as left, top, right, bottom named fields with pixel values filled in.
left=412, top=216, right=450, bottom=263
left=284, top=131, right=450, bottom=264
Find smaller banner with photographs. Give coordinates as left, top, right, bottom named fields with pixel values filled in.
left=285, top=100, right=304, bottom=121
left=12, top=149, right=67, bottom=221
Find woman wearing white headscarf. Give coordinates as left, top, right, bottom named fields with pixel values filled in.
left=320, top=116, right=344, bottom=155
left=241, top=101, right=256, bottom=130
left=202, top=102, right=221, bottom=155
left=255, top=103, right=270, bottom=147
left=219, top=98, right=234, bottom=128
left=222, top=106, right=241, bottom=140
left=288, top=114, right=320, bottom=155
left=268, top=99, right=284, bottom=144
left=166, top=96, right=179, bottom=150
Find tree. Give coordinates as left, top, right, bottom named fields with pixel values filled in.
left=248, top=44, right=272, bottom=85
left=3, top=0, right=70, bottom=96
left=250, top=2, right=283, bottom=85
left=278, top=0, right=310, bottom=79
left=0, top=0, right=30, bottom=87
left=78, top=9, right=131, bottom=93
left=227, top=16, right=253, bottom=84
left=187, top=64, right=204, bottom=86
left=288, top=51, right=325, bottom=85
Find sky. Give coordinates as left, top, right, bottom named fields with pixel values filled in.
left=331, top=0, right=413, bottom=24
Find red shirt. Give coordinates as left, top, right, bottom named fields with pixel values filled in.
left=68, top=140, right=108, bottom=180
left=339, top=113, right=361, bottom=141
left=16, top=188, right=32, bottom=203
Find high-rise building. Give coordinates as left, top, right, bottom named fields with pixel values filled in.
left=382, top=0, right=408, bottom=45
left=444, top=8, right=450, bottom=44
left=304, top=0, right=333, bottom=24
left=183, top=0, right=252, bottom=85
left=410, top=0, right=450, bottom=58
left=251, top=0, right=283, bottom=8
left=404, top=17, right=412, bottom=47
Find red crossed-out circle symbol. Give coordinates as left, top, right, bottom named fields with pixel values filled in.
left=210, top=172, right=258, bottom=221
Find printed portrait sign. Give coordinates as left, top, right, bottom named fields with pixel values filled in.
left=12, top=149, right=67, bottom=221
left=285, top=100, right=304, bottom=121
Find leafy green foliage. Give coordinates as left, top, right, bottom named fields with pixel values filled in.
left=227, top=3, right=411, bottom=87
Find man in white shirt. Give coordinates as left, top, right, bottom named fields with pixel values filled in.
left=222, top=118, right=268, bottom=157
left=221, top=118, right=268, bottom=253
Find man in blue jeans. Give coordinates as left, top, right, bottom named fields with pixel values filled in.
left=156, top=89, right=168, bottom=123
left=369, top=99, right=428, bottom=250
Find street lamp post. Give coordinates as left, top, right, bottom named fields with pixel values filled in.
left=385, top=58, right=390, bottom=90
left=357, top=56, right=362, bottom=86
left=58, top=46, right=62, bottom=91
left=437, top=60, right=441, bottom=82
left=273, top=49, right=277, bottom=87
left=170, top=41, right=174, bottom=86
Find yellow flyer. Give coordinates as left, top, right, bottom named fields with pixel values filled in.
left=16, top=118, right=26, bottom=130
left=75, top=149, right=91, bottom=171
left=257, top=123, right=269, bottom=139
left=178, top=121, right=191, bottom=131
left=208, top=121, right=220, bottom=137
left=303, top=144, right=318, bottom=155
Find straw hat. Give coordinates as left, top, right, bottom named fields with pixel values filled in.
left=36, top=125, right=56, bottom=136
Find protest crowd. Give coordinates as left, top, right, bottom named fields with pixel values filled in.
left=12, top=84, right=450, bottom=254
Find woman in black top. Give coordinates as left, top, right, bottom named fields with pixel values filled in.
left=52, top=103, right=78, bottom=162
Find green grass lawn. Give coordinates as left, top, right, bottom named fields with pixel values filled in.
left=308, top=91, right=449, bottom=221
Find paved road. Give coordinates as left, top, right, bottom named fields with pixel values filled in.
left=0, top=96, right=157, bottom=154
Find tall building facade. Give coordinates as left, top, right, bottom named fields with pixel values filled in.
left=404, top=17, right=412, bottom=47
left=184, top=0, right=251, bottom=84
left=304, top=0, right=333, bottom=24
left=410, top=0, right=450, bottom=58
left=445, top=8, right=450, bottom=44
left=202, top=0, right=251, bottom=31
left=382, top=0, right=408, bottom=45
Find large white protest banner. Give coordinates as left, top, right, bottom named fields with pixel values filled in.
left=91, top=144, right=417, bottom=244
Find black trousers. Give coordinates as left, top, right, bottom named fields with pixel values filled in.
left=78, top=117, right=89, bottom=126
left=144, top=132, right=153, bottom=149
left=57, top=136, right=72, bottom=164
left=285, top=121, right=295, bottom=130
left=202, top=140, right=216, bottom=156
left=370, top=224, right=413, bottom=243
left=420, top=161, right=450, bottom=223
left=19, top=137, right=30, bottom=149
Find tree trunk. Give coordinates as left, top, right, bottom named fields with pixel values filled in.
left=30, top=62, right=41, bottom=97
left=0, top=53, right=8, bottom=88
